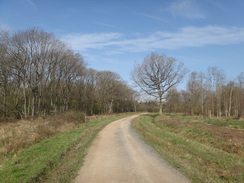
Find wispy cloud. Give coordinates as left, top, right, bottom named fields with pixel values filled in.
left=61, top=32, right=123, bottom=51
left=61, top=26, right=244, bottom=53
left=145, top=26, right=244, bottom=49
left=135, top=13, right=167, bottom=23
left=95, top=22, right=116, bottom=28
left=167, top=0, right=206, bottom=19
left=207, top=1, right=227, bottom=12
left=25, top=0, right=37, bottom=11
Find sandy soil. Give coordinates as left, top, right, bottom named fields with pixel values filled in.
left=74, top=114, right=190, bottom=183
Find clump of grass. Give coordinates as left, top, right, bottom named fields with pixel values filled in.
left=57, top=111, right=86, bottom=124
left=35, top=124, right=56, bottom=139
left=4, top=135, right=30, bottom=154
left=132, top=114, right=244, bottom=183
left=205, top=118, right=244, bottom=129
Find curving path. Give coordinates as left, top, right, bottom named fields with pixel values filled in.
left=74, top=114, right=190, bottom=183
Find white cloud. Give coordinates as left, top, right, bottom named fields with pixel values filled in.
left=61, top=26, right=244, bottom=54
left=149, top=26, right=244, bottom=49
left=135, top=13, right=167, bottom=23
left=61, top=32, right=124, bottom=51
left=167, top=0, right=206, bottom=19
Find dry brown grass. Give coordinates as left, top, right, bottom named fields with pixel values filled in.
left=239, top=117, right=244, bottom=121
left=0, top=111, right=86, bottom=167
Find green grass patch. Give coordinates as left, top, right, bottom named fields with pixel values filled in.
left=0, top=113, right=134, bottom=183
left=166, top=113, right=244, bottom=129
left=132, top=114, right=244, bottom=183
left=205, top=118, right=244, bottom=129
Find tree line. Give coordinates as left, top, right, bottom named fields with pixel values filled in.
left=131, top=52, right=243, bottom=118
left=165, top=67, right=244, bottom=118
left=1, top=28, right=242, bottom=119
left=0, top=28, right=137, bottom=119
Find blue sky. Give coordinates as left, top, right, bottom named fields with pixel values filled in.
left=1, top=0, right=244, bottom=88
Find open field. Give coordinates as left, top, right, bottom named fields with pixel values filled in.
left=0, top=112, right=134, bottom=183
left=131, top=113, right=244, bottom=183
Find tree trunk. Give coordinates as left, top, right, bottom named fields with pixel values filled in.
left=229, top=87, right=233, bottom=117
left=108, top=98, right=114, bottom=114
left=23, top=87, right=27, bottom=118
left=208, top=110, right=212, bottom=118
left=3, top=90, right=6, bottom=117
left=134, top=103, right=137, bottom=112
left=159, top=98, right=163, bottom=115
left=38, top=95, right=41, bottom=116
left=32, top=94, right=35, bottom=118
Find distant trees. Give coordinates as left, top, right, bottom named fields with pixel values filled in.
left=0, top=28, right=137, bottom=119
left=164, top=68, right=244, bottom=118
left=131, top=52, right=187, bottom=114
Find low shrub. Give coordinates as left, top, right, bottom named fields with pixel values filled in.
left=62, top=111, right=86, bottom=124
left=35, top=124, right=55, bottom=140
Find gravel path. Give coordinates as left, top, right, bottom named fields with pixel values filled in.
left=74, top=114, right=191, bottom=183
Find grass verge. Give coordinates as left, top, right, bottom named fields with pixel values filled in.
left=0, top=113, right=133, bottom=183
left=166, top=113, right=244, bottom=129
left=131, top=113, right=244, bottom=183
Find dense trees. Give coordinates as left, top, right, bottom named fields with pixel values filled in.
left=0, top=28, right=137, bottom=119
left=131, top=52, right=187, bottom=114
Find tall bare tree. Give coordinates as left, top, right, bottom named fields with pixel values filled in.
left=205, top=67, right=226, bottom=117
left=0, top=31, right=12, bottom=117
left=237, top=72, right=244, bottom=117
left=131, top=52, right=187, bottom=114
left=187, top=72, right=207, bottom=115
left=96, top=71, right=121, bottom=114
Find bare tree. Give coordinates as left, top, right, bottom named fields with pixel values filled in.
left=0, top=31, right=12, bottom=117
left=187, top=72, right=207, bottom=115
left=131, top=52, right=187, bottom=114
left=96, top=71, right=121, bottom=114
left=165, top=88, right=181, bottom=113
left=237, top=72, right=244, bottom=117
left=205, top=67, right=226, bottom=117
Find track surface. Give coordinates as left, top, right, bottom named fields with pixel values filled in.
left=74, top=114, right=190, bottom=183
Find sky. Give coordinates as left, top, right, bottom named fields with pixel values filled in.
left=0, top=0, right=244, bottom=89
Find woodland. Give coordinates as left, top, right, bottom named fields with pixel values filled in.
left=0, top=27, right=244, bottom=119
left=0, top=28, right=138, bottom=119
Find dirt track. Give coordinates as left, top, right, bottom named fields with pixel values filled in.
left=74, top=114, right=190, bottom=183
